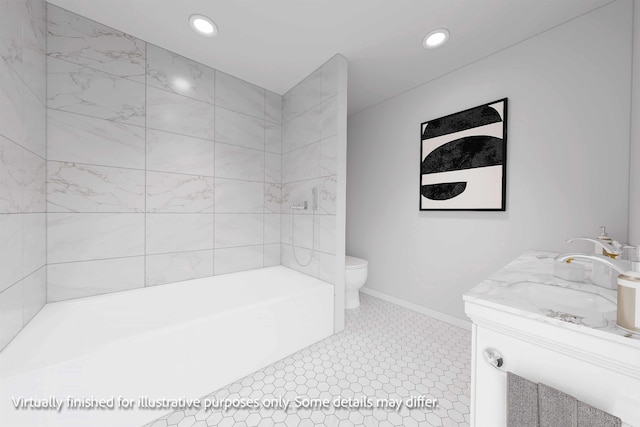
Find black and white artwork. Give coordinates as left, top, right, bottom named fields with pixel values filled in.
left=420, top=98, right=507, bottom=211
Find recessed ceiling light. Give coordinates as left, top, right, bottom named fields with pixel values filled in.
left=189, top=14, right=217, bottom=37
left=423, top=29, right=449, bottom=49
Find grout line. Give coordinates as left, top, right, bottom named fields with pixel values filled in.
left=47, top=106, right=206, bottom=143
left=44, top=6, right=49, bottom=307
left=46, top=106, right=284, bottom=153
left=280, top=242, right=335, bottom=257
left=1, top=50, right=46, bottom=109
left=144, top=41, right=148, bottom=287
left=46, top=54, right=146, bottom=84
left=279, top=92, right=284, bottom=267
left=47, top=154, right=287, bottom=184
left=47, top=249, right=219, bottom=266
left=0, top=265, right=47, bottom=298
left=215, top=176, right=273, bottom=185
left=46, top=158, right=281, bottom=182
left=46, top=106, right=146, bottom=128
left=281, top=133, right=338, bottom=156
left=0, top=211, right=47, bottom=215
left=47, top=54, right=278, bottom=124
left=0, top=128, right=46, bottom=162
left=46, top=159, right=145, bottom=173
left=281, top=94, right=336, bottom=126
left=282, top=174, right=337, bottom=186
left=263, top=88, right=267, bottom=268
left=48, top=211, right=219, bottom=214
left=212, top=69, right=217, bottom=276
left=627, top=0, right=637, bottom=243
left=215, top=102, right=280, bottom=125
left=45, top=211, right=300, bottom=215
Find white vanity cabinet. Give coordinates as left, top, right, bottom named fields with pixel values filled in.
left=465, top=301, right=640, bottom=426
left=463, top=252, right=640, bottom=427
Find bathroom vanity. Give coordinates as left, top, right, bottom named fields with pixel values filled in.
left=464, top=252, right=640, bottom=427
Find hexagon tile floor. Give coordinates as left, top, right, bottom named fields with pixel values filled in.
left=145, top=294, right=472, bottom=427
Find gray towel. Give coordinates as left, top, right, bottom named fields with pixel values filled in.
left=538, top=383, right=576, bottom=427
left=507, top=372, right=539, bottom=427
left=577, top=401, right=621, bottom=427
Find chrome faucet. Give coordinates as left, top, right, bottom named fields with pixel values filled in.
left=554, top=253, right=629, bottom=274
left=554, top=252, right=640, bottom=274
left=565, top=237, right=621, bottom=258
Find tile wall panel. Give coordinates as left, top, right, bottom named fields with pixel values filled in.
left=0, top=281, right=24, bottom=351
left=215, top=178, right=264, bottom=214
left=45, top=5, right=284, bottom=300
left=145, top=213, right=214, bottom=255
left=0, top=214, right=23, bottom=294
left=21, top=267, right=46, bottom=324
left=146, top=172, right=214, bottom=213
left=47, top=109, right=145, bottom=169
left=47, top=257, right=144, bottom=302
left=281, top=58, right=341, bottom=283
left=215, top=143, right=265, bottom=181
left=215, top=213, right=264, bottom=249
left=0, top=134, right=24, bottom=212
left=47, top=56, right=145, bottom=125
left=214, top=245, right=264, bottom=275
left=47, top=161, right=145, bottom=213
left=146, top=85, right=215, bottom=140
left=3, top=4, right=345, bottom=351
left=0, top=55, right=24, bottom=145
left=47, top=4, right=145, bottom=82
left=146, top=129, right=214, bottom=176
left=47, top=213, right=145, bottom=263
left=214, top=106, right=264, bottom=150
left=145, top=250, right=214, bottom=287
left=215, top=70, right=265, bottom=119
left=0, top=0, right=47, bottom=351
left=22, top=213, right=46, bottom=277
left=146, top=44, right=215, bottom=104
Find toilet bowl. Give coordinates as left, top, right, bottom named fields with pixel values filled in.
left=345, top=256, right=368, bottom=309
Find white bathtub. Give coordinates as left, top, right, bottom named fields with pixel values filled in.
left=0, top=266, right=334, bottom=427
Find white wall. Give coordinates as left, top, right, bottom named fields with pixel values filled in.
left=629, top=0, right=640, bottom=246
left=347, top=0, right=633, bottom=320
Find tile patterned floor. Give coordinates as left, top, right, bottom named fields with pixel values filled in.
left=145, top=294, right=472, bottom=427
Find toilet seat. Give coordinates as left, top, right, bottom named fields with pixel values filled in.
left=346, top=256, right=368, bottom=270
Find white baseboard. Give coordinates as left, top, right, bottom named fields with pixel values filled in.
left=360, top=287, right=472, bottom=331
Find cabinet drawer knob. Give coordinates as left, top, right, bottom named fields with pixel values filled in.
left=483, top=348, right=504, bottom=369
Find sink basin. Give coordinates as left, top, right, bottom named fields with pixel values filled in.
left=502, top=281, right=616, bottom=327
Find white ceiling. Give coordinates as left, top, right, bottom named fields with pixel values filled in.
left=47, top=0, right=613, bottom=115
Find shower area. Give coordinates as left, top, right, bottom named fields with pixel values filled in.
left=0, top=2, right=347, bottom=426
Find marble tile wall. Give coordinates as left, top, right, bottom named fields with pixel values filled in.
left=0, top=0, right=47, bottom=351
left=281, top=57, right=341, bottom=284
left=0, top=4, right=345, bottom=351
left=45, top=5, right=283, bottom=301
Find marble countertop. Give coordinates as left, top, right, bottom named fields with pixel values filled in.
left=463, top=251, right=640, bottom=348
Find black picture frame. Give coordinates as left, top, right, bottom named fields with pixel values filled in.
left=419, top=98, right=508, bottom=211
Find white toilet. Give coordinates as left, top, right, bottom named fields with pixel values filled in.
left=345, top=256, right=368, bottom=309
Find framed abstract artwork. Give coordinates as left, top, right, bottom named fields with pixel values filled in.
left=419, top=98, right=508, bottom=211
